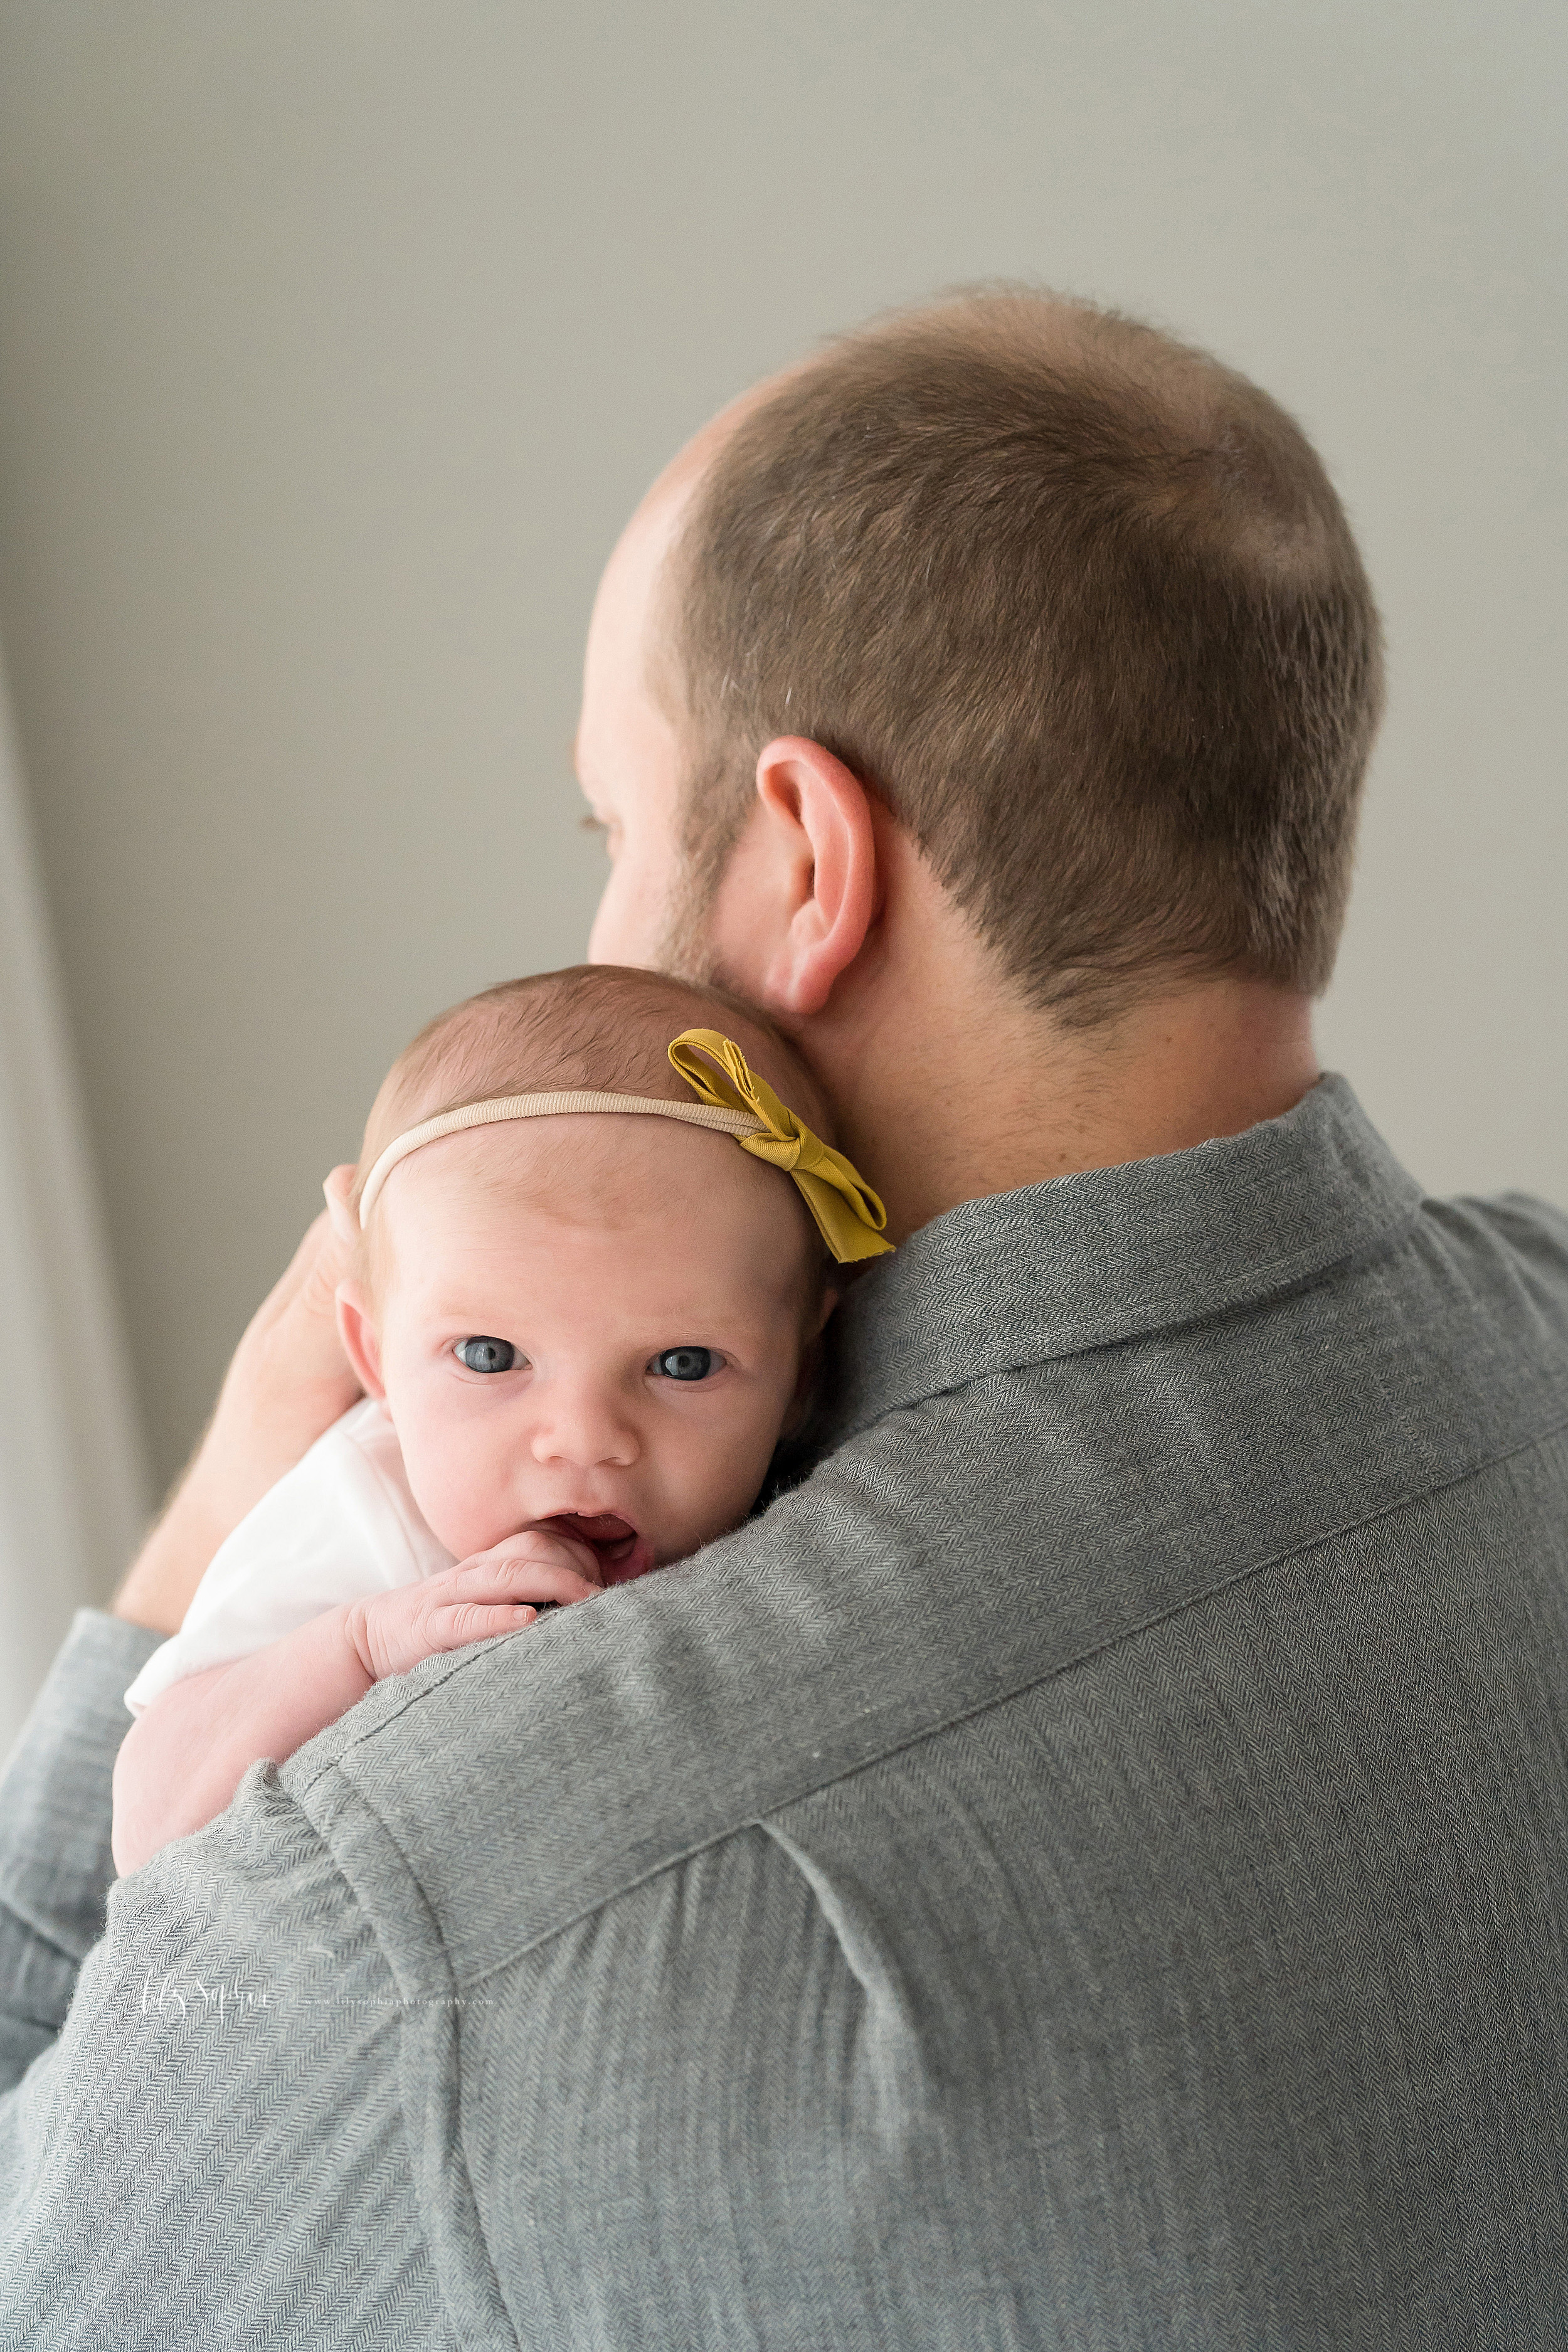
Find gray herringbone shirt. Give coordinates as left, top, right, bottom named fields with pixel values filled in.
left=3, top=1076, right=1568, bottom=2348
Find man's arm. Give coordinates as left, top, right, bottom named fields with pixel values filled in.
left=1, top=1204, right=354, bottom=2094
left=0, top=1612, right=162, bottom=2091
left=111, top=1204, right=359, bottom=1640
left=0, top=1752, right=452, bottom=2349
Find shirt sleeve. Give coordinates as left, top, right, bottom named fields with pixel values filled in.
left=0, top=1609, right=162, bottom=2090
left=0, top=1725, right=453, bottom=2348
left=450, top=1816, right=954, bottom=2350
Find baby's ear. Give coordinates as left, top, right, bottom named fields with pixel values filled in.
left=322, top=1163, right=359, bottom=1249
left=336, top=1281, right=386, bottom=1400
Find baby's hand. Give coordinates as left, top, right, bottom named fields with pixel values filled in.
left=342, top=1528, right=604, bottom=1682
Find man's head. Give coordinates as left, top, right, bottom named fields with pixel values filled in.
left=580, top=286, right=1382, bottom=1029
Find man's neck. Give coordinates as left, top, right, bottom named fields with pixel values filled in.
left=797, top=947, right=1320, bottom=1246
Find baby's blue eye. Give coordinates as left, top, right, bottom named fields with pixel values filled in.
left=456, top=1337, right=518, bottom=1375
left=654, top=1346, right=714, bottom=1382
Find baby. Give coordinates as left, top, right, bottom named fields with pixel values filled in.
left=110, top=965, right=889, bottom=1875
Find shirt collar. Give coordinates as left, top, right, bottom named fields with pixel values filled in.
left=828, top=1074, right=1423, bottom=1439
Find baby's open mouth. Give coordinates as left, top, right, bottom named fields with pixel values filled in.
left=543, top=1512, right=656, bottom=1586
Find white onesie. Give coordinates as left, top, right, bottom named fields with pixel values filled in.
left=122, top=1398, right=454, bottom=1717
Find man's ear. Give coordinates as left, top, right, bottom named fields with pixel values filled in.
left=336, top=1281, right=387, bottom=1400
left=712, top=738, right=879, bottom=1017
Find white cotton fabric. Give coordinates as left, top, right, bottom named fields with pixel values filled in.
left=122, top=1399, right=452, bottom=1716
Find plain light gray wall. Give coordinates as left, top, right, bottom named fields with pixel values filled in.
left=0, top=0, right=1562, bottom=1504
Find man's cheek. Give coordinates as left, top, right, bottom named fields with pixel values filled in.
left=588, top=857, right=665, bottom=968
left=586, top=871, right=633, bottom=963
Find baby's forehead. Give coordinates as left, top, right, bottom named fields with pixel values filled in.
left=378, top=1112, right=816, bottom=1276
left=395, top=1108, right=738, bottom=1199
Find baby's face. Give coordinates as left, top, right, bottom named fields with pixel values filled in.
left=348, top=1119, right=825, bottom=1580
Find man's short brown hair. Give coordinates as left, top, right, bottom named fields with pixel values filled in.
left=659, top=288, right=1384, bottom=1024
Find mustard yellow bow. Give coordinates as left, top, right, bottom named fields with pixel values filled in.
left=667, top=1030, right=893, bottom=1264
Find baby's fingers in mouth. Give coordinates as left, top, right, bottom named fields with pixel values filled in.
left=538, top=1513, right=655, bottom=1585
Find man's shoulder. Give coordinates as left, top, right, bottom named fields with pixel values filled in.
left=274, top=1120, right=1568, bottom=2000
left=1424, top=1184, right=1568, bottom=1288
left=1398, top=1183, right=1568, bottom=1406
left=277, top=1423, right=987, bottom=1988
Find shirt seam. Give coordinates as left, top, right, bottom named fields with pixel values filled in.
left=258, top=1770, right=504, bottom=2351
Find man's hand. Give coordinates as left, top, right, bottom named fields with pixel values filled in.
left=112, top=1179, right=363, bottom=1638
left=342, top=1530, right=604, bottom=1682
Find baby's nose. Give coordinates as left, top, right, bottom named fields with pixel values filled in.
left=528, top=1383, right=640, bottom=1470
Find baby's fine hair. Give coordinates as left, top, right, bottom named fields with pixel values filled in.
left=353, top=963, right=834, bottom=1219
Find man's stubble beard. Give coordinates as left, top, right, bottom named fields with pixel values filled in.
left=650, top=761, right=750, bottom=997
left=651, top=850, right=726, bottom=988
